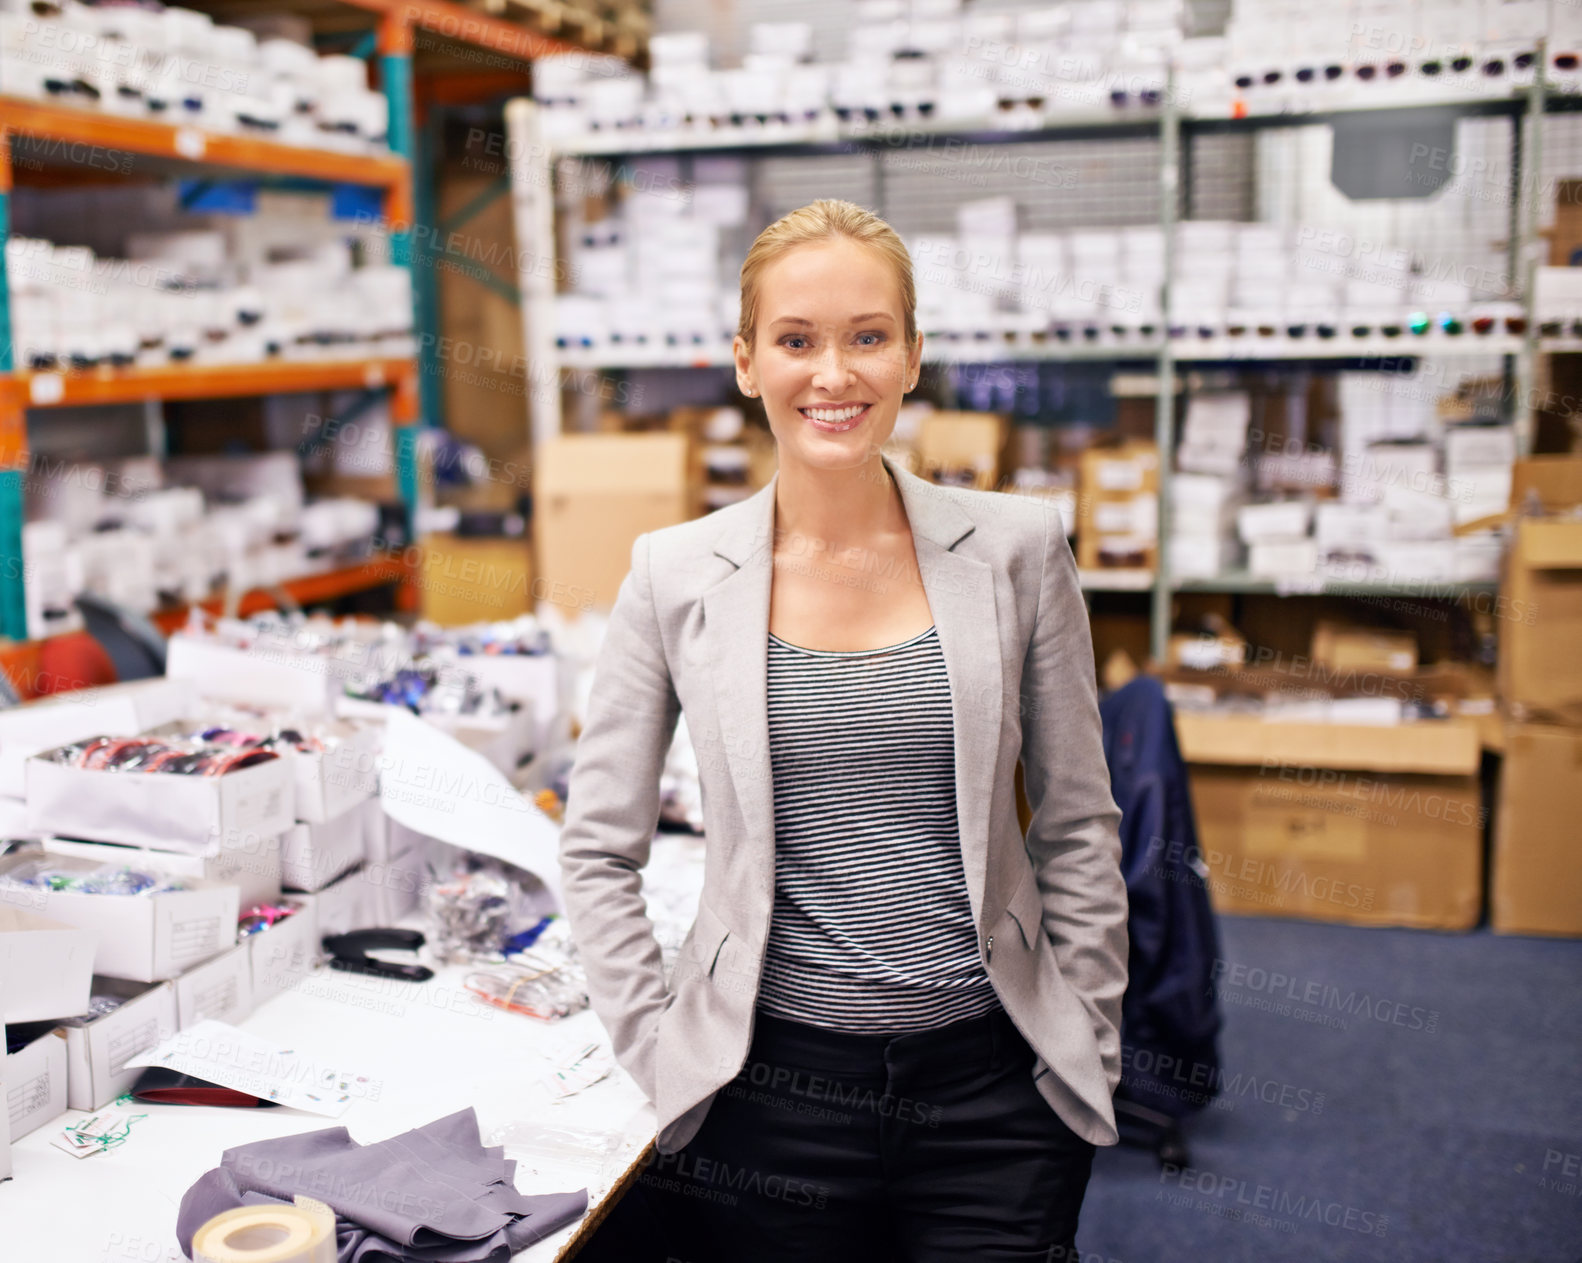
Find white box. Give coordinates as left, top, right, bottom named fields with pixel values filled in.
left=173, top=942, right=253, bottom=1029
left=166, top=631, right=353, bottom=713
left=6, top=1025, right=69, bottom=1139
left=60, top=977, right=178, bottom=1110
left=1315, top=502, right=1387, bottom=550
left=43, top=834, right=282, bottom=912
left=0, top=678, right=196, bottom=800
left=1167, top=535, right=1236, bottom=579
left=1344, top=442, right=1438, bottom=505
left=1248, top=538, right=1319, bottom=577
left=280, top=809, right=365, bottom=893
left=0, top=1059, right=9, bottom=1180
left=248, top=897, right=319, bottom=1006
left=313, top=866, right=382, bottom=936
left=450, top=654, right=559, bottom=753
left=1453, top=532, right=1504, bottom=583
left=290, top=722, right=381, bottom=823
left=25, top=735, right=294, bottom=853
left=1237, top=500, right=1313, bottom=544
left=0, top=853, right=239, bottom=983
left=1170, top=472, right=1241, bottom=511
left=1383, top=483, right=1455, bottom=539
left=1448, top=465, right=1512, bottom=525
left=0, top=906, right=95, bottom=1023
left=1444, top=425, right=1515, bottom=474
left=1376, top=540, right=1456, bottom=582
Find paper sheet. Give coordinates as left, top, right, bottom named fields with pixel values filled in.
left=125, top=1019, right=371, bottom=1116
left=378, top=709, right=563, bottom=905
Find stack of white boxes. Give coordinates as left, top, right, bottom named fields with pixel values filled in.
left=1445, top=423, right=1515, bottom=582
left=0, top=5, right=389, bottom=152
left=561, top=163, right=747, bottom=357
left=1171, top=393, right=1252, bottom=578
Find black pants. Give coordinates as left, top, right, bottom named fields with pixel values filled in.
left=584, top=1006, right=1096, bottom=1263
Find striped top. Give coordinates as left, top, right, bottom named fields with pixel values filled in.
left=756, top=625, right=1001, bottom=1034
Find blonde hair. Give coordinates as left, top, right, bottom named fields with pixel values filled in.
left=736, top=198, right=917, bottom=354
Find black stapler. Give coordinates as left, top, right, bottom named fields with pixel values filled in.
left=322, top=928, right=435, bottom=982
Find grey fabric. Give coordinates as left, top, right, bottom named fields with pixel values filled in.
left=176, top=1108, right=587, bottom=1262
left=558, top=451, right=1129, bottom=1156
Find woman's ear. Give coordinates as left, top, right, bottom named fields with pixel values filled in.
left=732, top=336, right=756, bottom=397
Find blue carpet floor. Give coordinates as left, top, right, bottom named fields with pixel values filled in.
left=1078, top=914, right=1582, bottom=1263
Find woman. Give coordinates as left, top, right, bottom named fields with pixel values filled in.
left=559, top=199, right=1128, bottom=1262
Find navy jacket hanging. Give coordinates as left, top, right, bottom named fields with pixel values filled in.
left=1099, top=675, right=1224, bottom=1119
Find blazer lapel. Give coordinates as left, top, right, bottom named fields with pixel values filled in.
left=700, top=456, right=1004, bottom=929
left=702, top=479, right=779, bottom=910
left=886, top=456, right=1003, bottom=929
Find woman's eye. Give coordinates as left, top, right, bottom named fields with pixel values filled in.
left=782, top=336, right=807, bottom=350
left=857, top=332, right=885, bottom=346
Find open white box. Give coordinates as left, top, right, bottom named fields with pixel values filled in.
left=290, top=721, right=381, bottom=823
left=25, top=729, right=295, bottom=853
left=174, top=942, right=253, bottom=1029
left=60, top=976, right=178, bottom=1110
left=5, top=1023, right=69, bottom=1139
left=0, top=852, right=239, bottom=983
left=165, top=630, right=352, bottom=713
left=0, top=678, right=196, bottom=799
left=281, top=806, right=366, bottom=893
left=447, top=653, right=559, bottom=753
left=336, top=697, right=537, bottom=778
left=43, top=834, right=283, bottom=911
left=249, top=897, right=320, bottom=1006
left=0, top=904, right=96, bottom=1022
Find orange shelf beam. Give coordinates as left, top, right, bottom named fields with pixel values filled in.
left=148, top=556, right=414, bottom=636
left=0, top=96, right=410, bottom=188
left=13, top=358, right=417, bottom=409
left=0, top=558, right=413, bottom=700
left=350, top=0, right=589, bottom=63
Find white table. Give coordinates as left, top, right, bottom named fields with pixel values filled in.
left=0, top=825, right=713, bottom=1262
left=1, top=958, right=658, bottom=1262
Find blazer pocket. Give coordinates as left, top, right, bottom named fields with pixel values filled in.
left=674, top=897, right=732, bottom=989
left=1005, top=866, right=1045, bottom=951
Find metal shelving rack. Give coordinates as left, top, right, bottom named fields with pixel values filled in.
left=0, top=0, right=603, bottom=646
left=511, top=52, right=1568, bottom=659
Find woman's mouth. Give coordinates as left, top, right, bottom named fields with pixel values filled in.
left=798, top=403, right=871, bottom=432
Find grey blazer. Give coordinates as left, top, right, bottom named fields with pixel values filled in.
left=558, top=452, right=1129, bottom=1156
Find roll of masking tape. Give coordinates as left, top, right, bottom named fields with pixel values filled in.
left=192, top=1195, right=336, bottom=1263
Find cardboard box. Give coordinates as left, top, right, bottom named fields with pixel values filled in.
left=1078, top=440, right=1160, bottom=569
left=249, top=897, right=319, bottom=1006
left=1510, top=456, right=1582, bottom=513
left=418, top=534, right=534, bottom=626
left=25, top=735, right=295, bottom=854
left=1492, top=721, right=1582, bottom=936
left=1175, top=715, right=1482, bottom=929
left=0, top=853, right=239, bottom=983
left=280, top=809, right=366, bottom=893
left=1311, top=621, right=1418, bottom=674
left=0, top=906, right=96, bottom=1023
left=535, top=433, right=695, bottom=610
left=915, top=412, right=1008, bottom=489
left=1548, top=178, right=1582, bottom=266
left=1499, top=519, right=1582, bottom=717
left=43, top=834, right=282, bottom=912
left=5, top=1024, right=69, bottom=1139
left=59, top=977, right=178, bottom=1110
left=173, top=942, right=253, bottom=1029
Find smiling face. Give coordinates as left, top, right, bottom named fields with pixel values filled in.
left=734, top=236, right=922, bottom=475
